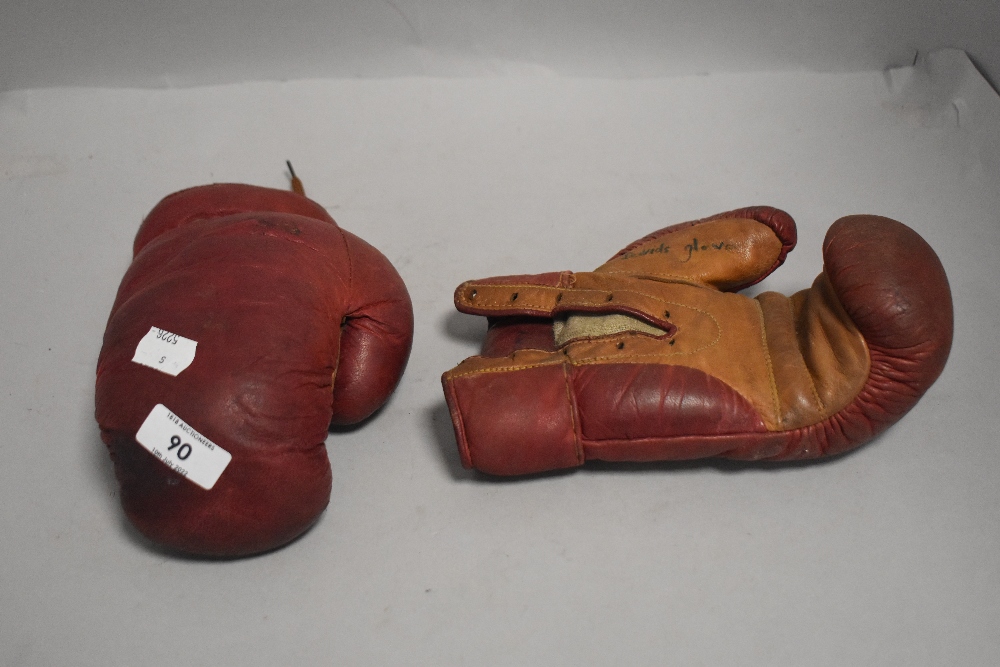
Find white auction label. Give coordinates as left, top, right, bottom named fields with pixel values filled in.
left=134, top=404, right=232, bottom=490
left=132, top=326, right=197, bottom=377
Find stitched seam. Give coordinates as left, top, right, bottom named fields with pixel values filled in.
left=754, top=299, right=783, bottom=428
left=560, top=363, right=584, bottom=464
left=329, top=227, right=356, bottom=388
left=574, top=348, right=715, bottom=362
left=789, top=296, right=825, bottom=413
left=467, top=284, right=722, bottom=323
left=471, top=284, right=662, bottom=304
left=444, top=380, right=473, bottom=468
left=445, top=361, right=564, bottom=380
left=471, top=301, right=552, bottom=310
left=445, top=350, right=723, bottom=380
left=464, top=283, right=567, bottom=294
left=597, top=271, right=711, bottom=286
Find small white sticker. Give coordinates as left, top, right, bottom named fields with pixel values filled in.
left=134, top=404, right=232, bottom=490
left=132, top=327, right=197, bottom=377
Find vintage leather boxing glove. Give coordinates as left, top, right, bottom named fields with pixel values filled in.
left=96, top=183, right=413, bottom=556
left=442, top=207, right=952, bottom=475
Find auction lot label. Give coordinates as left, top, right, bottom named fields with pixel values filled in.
left=134, top=404, right=231, bottom=490
left=132, top=327, right=197, bottom=377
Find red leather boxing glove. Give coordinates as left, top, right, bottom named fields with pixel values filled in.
left=442, top=208, right=952, bottom=475
left=96, top=184, right=413, bottom=556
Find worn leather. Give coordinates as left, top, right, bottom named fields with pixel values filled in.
left=96, top=184, right=414, bottom=556
left=442, top=208, right=952, bottom=475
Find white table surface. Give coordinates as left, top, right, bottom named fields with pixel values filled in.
left=1, top=49, right=998, bottom=666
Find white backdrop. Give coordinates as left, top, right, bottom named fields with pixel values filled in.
left=1, top=0, right=999, bottom=91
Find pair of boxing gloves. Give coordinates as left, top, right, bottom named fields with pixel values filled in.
left=96, top=184, right=952, bottom=557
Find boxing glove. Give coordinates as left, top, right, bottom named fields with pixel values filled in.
left=442, top=207, right=952, bottom=475
left=96, top=183, right=413, bottom=556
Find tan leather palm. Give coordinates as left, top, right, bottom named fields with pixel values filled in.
left=451, top=213, right=867, bottom=431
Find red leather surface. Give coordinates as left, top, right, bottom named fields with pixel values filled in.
left=328, top=229, right=415, bottom=424
left=133, top=183, right=336, bottom=255
left=574, top=364, right=768, bottom=441
left=96, top=185, right=413, bottom=556
left=445, top=362, right=769, bottom=473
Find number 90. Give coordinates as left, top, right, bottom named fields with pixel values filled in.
left=169, top=435, right=192, bottom=460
